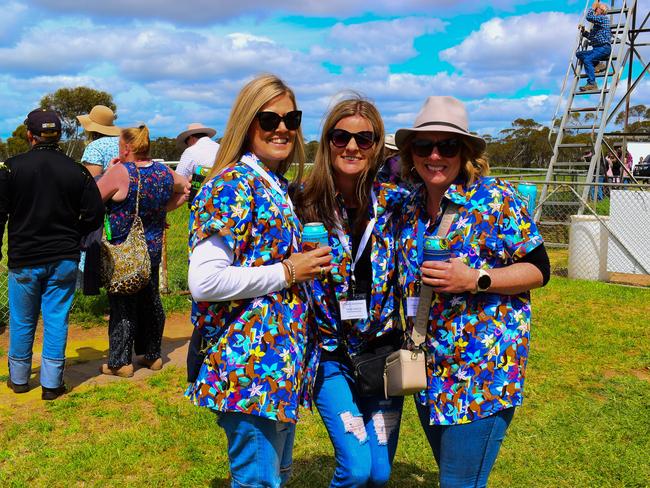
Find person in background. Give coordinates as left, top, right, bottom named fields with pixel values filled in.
left=97, top=125, right=189, bottom=378
left=77, top=105, right=121, bottom=177
left=185, top=74, right=331, bottom=487
left=174, top=123, right=220, bottom=179
left=175, top=123, right=220, bottom=208
left=0, top=109, right=104, bottom=400
left=376, top=133, right=400, bottom=184
left=577, top=2, right=612, bottom=92
left=293, top=97, right=408, bottom=487
left=395, top=96, right=550, bottom=488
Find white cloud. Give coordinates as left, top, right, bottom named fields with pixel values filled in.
left=312, top=17, right=446, bottom=66
left=440, top=12, right=578, bottom=79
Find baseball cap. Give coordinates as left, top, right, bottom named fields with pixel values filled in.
left=25, top=109, right=62, bottom=137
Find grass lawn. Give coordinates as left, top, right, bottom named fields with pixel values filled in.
left=1, top=275, right=649, bottom=487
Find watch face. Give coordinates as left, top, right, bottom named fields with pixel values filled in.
left=478, top=273, right=491, bottom=290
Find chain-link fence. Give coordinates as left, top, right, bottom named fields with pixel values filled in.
left=506, top=177, right=650, bottom=284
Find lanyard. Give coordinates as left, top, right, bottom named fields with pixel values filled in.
left=240, top=153, right=299, bottom=252
left=334, top=191, right=378, bottom=289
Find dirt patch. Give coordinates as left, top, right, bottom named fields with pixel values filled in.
left=631, top=368, right=650, bottom=383
left=0, top=312, right=192, bottom=407
left=609, top=272, right=650, bottom=288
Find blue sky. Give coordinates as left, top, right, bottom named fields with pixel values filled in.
left=1, top=0, right=648, bottom=141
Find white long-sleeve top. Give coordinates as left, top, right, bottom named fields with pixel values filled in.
left=188, top=233, right=288, bottom=302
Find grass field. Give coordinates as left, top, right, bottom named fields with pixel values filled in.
left=1, top=274, right=649, bottom=487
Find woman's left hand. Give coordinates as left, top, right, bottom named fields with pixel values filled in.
left=420, top=258, right=478, bottom=294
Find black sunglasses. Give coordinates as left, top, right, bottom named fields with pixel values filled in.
left=328, top=128, right=376, bottom=150
left=410, top=138, right=462, bottom=158
left=255, top=110, right=302, bottom=131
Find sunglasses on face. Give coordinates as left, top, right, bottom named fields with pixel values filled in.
left=327, top=128, right=376, bottom=150
left=410, top=138, right=462, bottom=158
left=255, top=110, right=302, bottom=132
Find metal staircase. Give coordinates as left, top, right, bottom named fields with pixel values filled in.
left=536, top=0, right=645, bottom=224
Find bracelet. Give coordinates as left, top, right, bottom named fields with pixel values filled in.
left=283, top=259, right=296, bottom=287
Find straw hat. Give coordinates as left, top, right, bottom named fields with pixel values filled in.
left=76, top=105, right=121, bottom=136
left=384, top=134, right=398, bottom=151
left=176, top=123, right=217, bottom=150
left=395, top=96, right=486, bottom=154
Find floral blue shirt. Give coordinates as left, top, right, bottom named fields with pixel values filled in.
left=309, top=182, right=409, bottom=355
left=397, top=177, right=544, bottom=425
left=185, top=153, right=316, bottom=423
left=81, top=137, right=119, bottom=172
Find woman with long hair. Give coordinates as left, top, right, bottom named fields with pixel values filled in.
left=97, top=125, right=189, bottom=377
left=185, top=74, right=331, bottom=487
left=293, top=96, right=408, bottom=487
left=395, top=96, right=550, bottom=487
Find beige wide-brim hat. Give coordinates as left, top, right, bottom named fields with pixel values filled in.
left=76, top=105, right=121, bottom=136
left=385, top=133, right=398, bottom=151
left=395, top=96, right=486, bottom=154
left=176, top=123, right=217, bottom=150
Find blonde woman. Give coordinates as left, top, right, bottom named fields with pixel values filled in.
left=185, top=74, right=331, bottom=487
left=97, top=125, right=188, bottom=377
left=293, top=96, right=408, bottom=487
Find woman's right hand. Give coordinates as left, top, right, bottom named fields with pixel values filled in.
left=286, top=246, right=333, bottom=283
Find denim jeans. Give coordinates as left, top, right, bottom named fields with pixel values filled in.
left=8, top=259, right=78, bottom=388
left=314, top=359, right=404, bottom=488
left=217, top=412, right=296, bottom=488
left=416, top=400, right=515, bottom=488
left=576, top=45, right=611, bottom=84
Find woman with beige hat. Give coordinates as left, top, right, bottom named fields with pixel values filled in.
left=77, top=105, right=121, bottom=177
left=394, top=96, right=550, bottom=487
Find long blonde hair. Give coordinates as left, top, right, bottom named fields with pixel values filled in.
left=121, top=125, right=150, bottom=159
left=206, top=74, right=305, bottom=181
left=294, top=95, right=384, bottom=232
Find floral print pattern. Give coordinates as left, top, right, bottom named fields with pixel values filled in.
left=309, top=182, right=409, bottom=355
left=185, top=153, right=315, bottom=423
left=106, top=162, right=173, bottom=267
left=397, top=177, right=544, bottom=425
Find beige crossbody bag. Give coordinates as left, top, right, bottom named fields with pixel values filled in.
left=383, top=203, right=457, bottom=398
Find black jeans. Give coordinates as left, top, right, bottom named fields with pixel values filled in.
left=107, top=265, right=165, bottom=368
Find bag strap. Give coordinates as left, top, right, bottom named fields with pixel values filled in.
left=410, top=201, right=459, bottom=347
left=133, top=166, right=142, bottom=217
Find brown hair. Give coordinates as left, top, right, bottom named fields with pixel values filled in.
left=294, top=95, right=384, bottom=232
left=121, top=125, right=150, bottom=159
left=206, top=73, right=305, bottom=181
left=399, top=134, right=489, bottom=187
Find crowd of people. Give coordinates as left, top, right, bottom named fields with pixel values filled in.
left=1, top=73, right=551, bottom=488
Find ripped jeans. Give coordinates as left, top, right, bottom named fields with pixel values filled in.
left=314, top=359, right=404, bottom=488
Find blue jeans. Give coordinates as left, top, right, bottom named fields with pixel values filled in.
left=217, top=412, right=296, bottom=488
left=416, top=400, right=515, bottom=488
left=8, top=259, right=78, bottom=388
left=314, top=359, right=404, bottom=487
left=576, top=45, right=611, bottom=84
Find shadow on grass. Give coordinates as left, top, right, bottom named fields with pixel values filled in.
left=207, top=455, right=440, bottom=488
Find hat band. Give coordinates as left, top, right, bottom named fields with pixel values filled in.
left=415, top=121, right=469, bottom=134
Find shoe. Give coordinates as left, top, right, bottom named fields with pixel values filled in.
left=595, top=61, right=607, bottom=73
left=137, top=357, right=163, bottom=370
left=579, top=83, right=598, bottom=91
left=100, top=363, right=134, bottom=377
left=42, top=384, right=67, bottom=401
left=6, top=378, right=29, bottom=394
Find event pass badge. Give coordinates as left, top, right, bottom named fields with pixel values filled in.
left=339, top=293, right=368, bottom=321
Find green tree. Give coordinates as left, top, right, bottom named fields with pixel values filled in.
left=305, top=140, right=318, bottom=165
left=487, top=118, right=552, bottom=168
left=40, top=87, right=116, bottom=157
left=150, top=137, right=182, bottom=161
left=5, top=124, right=29, bottom=158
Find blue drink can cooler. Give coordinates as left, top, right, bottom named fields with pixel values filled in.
left=423, top=236, right=451, bottom=263
left=302, top=222, right=328, bottom=251
left=516, top=183, right=537, bottom=215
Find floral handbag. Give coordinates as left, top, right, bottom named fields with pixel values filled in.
left=100, top=170, right=151, bottom=295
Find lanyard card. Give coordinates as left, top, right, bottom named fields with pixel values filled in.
left=339, top=293, right=368, bottom=321
left=406, top=297, right=420, bottom=317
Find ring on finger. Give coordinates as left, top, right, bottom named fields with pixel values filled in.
left=319, top=266, right=325, bottom=278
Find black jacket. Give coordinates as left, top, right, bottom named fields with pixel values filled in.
left=0, top=143, right=105, bottom=269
